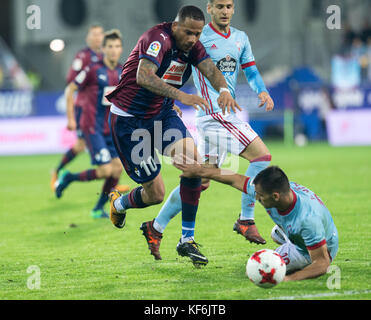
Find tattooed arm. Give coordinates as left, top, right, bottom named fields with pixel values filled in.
left=197, top=58, right=241, bottom=114
left=197, top=58, right=227, bottom=92
left=136, top=58, right=209, bottom=111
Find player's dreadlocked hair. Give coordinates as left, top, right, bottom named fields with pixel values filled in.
left=253, top=166, right=291, bottom=194
left=175, top=5, right=205, bottom=23
left=103, top=29, right=123, bottom=47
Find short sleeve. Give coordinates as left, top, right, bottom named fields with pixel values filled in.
left=74, top=65, right=93, bottom=90
left=138, top=30, right=171, bottom=68
left=300, top=217, right=326, bottom=250
left=66, top=51, right=86, bottom=83
left=240, top=33, right=256, bottom=70
left=190, top=41, right=210, bottom=66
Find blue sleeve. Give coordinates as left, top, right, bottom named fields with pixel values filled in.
left=300, top=217, right=326, bottom=250
left=243, top=64, right=267, bottom=95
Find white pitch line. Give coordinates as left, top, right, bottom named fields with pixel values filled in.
left=258, top=289, right=371, bottom=300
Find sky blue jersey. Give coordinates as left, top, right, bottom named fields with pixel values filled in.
left=192, top=23, right=261, bottom=117
left=245, top=180, right=339, bottom=261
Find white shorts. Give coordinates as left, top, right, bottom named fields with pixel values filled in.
left=196, top=112, right=258, bottom=167
left=271, top=225, right=311, bottom=274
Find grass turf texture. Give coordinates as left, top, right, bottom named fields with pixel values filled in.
left=0, top=142, right=370, bottom=300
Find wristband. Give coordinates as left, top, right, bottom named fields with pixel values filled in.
left=219, top=87, right=230, bottom=94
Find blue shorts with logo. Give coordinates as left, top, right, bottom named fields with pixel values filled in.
left=83, top=130, right=118, bottom=166
left=109, top=109, right=191, bottom=183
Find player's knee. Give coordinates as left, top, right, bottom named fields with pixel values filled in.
left=73, top=139, right=85, bottom=153
left=111, top=162, right=123, bottom=178
left=96, top=164, right=112, bottom=178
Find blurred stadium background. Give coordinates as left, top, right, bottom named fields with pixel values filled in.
left=1, top=0, right=371, bottom=155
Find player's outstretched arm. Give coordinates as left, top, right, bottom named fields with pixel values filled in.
left=137, top=58, right=210, bottom=111
left=197, top=58, right=242, bottom=115
left=64, top=82, right=78, bottom=131
left=284, top=244, right=331, bottom=281
left=173, top=154, right=248, bottom=193
left=243, top=65, right=274, bottom=112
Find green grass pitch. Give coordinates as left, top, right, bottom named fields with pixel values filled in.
left=0, top=142, right=370, bottom=300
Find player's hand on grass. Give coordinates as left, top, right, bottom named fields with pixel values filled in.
left=173, top=104, right=183, bottom=118
left=179, top=92, right=210, bottom=112
left=218, top=91, right=242, bottom=115
left=173, top=154, right=202, bottom=177
left=258, top=92, right=274, bottom=112
left=67, top=118, right=77, bottom=131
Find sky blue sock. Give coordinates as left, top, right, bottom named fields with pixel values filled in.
left=241, top=160, right=271, bottom=220
left=154, top=185, right=181, bottom=233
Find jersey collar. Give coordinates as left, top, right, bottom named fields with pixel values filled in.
left=277, top=190, right=297, bottom=216
left=208, top=22, right=231, bottom=39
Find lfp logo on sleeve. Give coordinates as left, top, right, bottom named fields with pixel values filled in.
left=146, top=41, right=161, bottom=57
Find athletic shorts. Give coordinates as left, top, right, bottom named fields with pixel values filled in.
left=271, top=225, right=311, bottom=274
left=75, top=106, right=84, bottom=139
left=109, top=109, right=191, bottom=184
left=196, top=112, right=258, bottom=167
left=83, top=130, right=118, bottom=166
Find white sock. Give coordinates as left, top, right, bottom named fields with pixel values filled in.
left=239, top=217, right=254, bottom=222
left=181, top=236, right=194, bottom=244
left=153, top=219, right=164, bottom=233
left=114, top=198, right=125, bottom=213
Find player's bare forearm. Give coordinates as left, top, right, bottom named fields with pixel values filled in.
left=197, top=58, right=227, bottom=92
left=284, top=246, right=330, bottom=281
left=200, top=167, right=247, bottom=192
left=284, top=260, right=330, bottom=281
left=136, top=58, right=183, bottom=101
left=173, top=155, right=247, bottom=193
left=64, top=83, right=77, bottom=121
left=197, top=58, right=241, bottom=114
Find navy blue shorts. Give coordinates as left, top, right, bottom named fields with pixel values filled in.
left=83, top=130, right=118, bottom=166
left=75, top=106, right=84, bottom=139
left=110, top=109, right=191, bottom=183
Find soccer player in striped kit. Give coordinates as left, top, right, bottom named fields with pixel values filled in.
left=51, top=25, right=104, bottom=189
left=141, top=0, right=274, bottom=261
left=55, top=30, right=129, bottom=219
left=107, top=6, right=240, bottom=267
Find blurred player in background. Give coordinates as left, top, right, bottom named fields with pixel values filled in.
left=55, top=30, right=129, bottom=219
left=51, top=25, right=128, bottom=194
left=107, top=5, right=240, bottom=267
left=141, top=0, right=274, bottom=260
left=51, top=25, right=104, bottom=190
left=174, top=158, right=338, bottom=281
